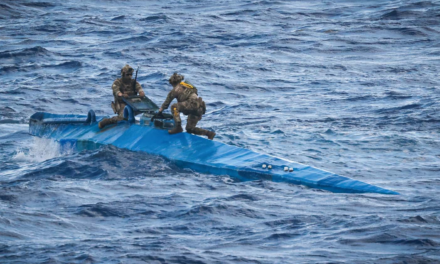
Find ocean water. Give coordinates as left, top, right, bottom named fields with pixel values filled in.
left=1, top=0, right=440, bottom=263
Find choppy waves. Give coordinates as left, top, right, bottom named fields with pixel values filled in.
left=1, top=0, right=440, bottom=263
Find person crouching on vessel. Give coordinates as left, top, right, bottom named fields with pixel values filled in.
left=158, top=73, right=215, bottom=140
left=98, top=64, right=145, bottom=129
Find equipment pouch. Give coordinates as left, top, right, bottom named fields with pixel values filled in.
left=202, top=101, right=206, bottom=114
left=198, top=97, right=206, bottom=115
left=111, top=101, right=117, bottom=114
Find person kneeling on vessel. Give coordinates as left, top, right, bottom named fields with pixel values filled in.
left=158, top=73, right=215, bottom=140
left=99, top=64, right=145, bottom=129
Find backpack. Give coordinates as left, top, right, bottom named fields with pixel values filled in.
left=180, top=80, right=198, bottom=96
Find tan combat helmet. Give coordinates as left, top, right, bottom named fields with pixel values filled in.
left=121, top=64, right=134, bottom=76
left=169, top=72, right=184, bottom=85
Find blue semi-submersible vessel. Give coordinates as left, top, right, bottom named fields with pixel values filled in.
left=29, top=95, right=398, bottom=195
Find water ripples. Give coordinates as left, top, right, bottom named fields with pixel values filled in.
left=1, top=0, right=440, bottom=263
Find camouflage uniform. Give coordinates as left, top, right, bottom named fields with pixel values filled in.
left=112, top=78, right=143, bottom=116
left=161, top=82, right=214, bottom=139
left=99, top=65, right=144, bottom=129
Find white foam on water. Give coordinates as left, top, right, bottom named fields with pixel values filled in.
left=12, top=137, right=73, bottom=163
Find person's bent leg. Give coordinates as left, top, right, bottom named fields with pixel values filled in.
left=98, top=116, right=124, bottom=129
left=98, top=103, right=126, bottom=129
left=186, top=114, right=215, bottom=140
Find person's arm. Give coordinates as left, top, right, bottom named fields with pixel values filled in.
left=135, top=81, right=145, bottom=97
left=112, top=80, right=123, bottom=97
left=159, top=90, right=175, bottom=112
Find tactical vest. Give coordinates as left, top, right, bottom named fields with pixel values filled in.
left=112, top=79, right=137, bottom=114
left=119, top=79, right=136, bottom=95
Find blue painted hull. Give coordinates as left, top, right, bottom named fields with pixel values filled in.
left=29, top=112, right=398, bottom=195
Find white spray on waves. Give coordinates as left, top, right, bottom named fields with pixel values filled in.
left=13, top=137, right=73, bottom=163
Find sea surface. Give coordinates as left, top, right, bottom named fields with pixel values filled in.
left=1, top=0, right=440, bottom=263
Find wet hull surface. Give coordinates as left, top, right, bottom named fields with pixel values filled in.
left=30, top=112, right=398, bottom=195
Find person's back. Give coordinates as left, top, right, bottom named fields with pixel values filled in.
left=158, top=73, right=214, bottom=140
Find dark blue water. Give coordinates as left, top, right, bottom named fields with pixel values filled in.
left=1, top=0, right=440, bottom=263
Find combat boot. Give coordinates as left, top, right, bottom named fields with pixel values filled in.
left=168, top=122, right=183, bottom=135
left=206, top=131, right=216, bottom=140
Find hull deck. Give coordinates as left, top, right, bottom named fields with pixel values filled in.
left=29, top=112, right=398, bottom=195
